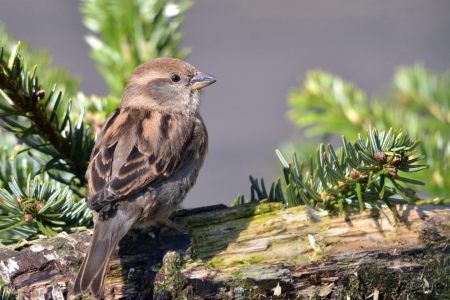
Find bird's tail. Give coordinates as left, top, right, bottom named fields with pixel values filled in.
left=73, top=209, right=130, bottom=298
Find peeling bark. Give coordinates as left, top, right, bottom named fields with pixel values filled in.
left=1, top=202, right=450, bottom=300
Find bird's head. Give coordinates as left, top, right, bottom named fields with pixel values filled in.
left=120, top=57, right=217, bottom=115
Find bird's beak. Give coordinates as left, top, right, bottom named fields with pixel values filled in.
left=191, top=72, right=217, bottom=90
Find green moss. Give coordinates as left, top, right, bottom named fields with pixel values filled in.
left=40, top=236, right=85, bottom=271
left=206, top=256, right=226, bottom=269
left=205, top=253, right=271, bottom=269
left=225, top=272, right=264, bottom=300
left=414, top=198, right=450, bottom=205
left=245, top=255, right=264, bottom=265
left=180, top=202, right=285, bottom=230
left=153, top=252, right=194, bottom=300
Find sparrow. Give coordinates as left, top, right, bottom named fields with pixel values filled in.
left=73, top=57, right=216, bottom=298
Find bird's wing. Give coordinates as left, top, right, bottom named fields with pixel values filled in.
left=87, top=107, right=206, bottom=211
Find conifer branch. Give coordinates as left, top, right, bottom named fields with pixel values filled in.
left=81, top=0, right=193, bottom=96
left=285, top=65, right=450, bottom=198
left=0, top=44, right=94, bottom=191
left=0, top=175, right=92, bottom=244
left=237, top=127, right=429, bottom=219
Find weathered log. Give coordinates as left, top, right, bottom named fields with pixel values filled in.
left=1, top=202, right=450, bottom=300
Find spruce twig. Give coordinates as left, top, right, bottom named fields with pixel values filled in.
left=81, top=0, right=193, bottom=96
left=0, top=44, right=94, bottom=191
left=0, top=175, right=92, bottom=244
left=238, top=127, right=429, bottom=218
left=286, top=65, right=450, bottom=198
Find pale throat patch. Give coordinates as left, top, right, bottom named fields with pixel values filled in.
left=186, top=90, right=200, bottom=114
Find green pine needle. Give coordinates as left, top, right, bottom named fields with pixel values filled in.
left=287, top=65, right=450, bottom=198
left=0, top=175, right=92, bottom=243
left=237, top=127, right=429, bottom=218
left=80, top=0, right=193, bottom=97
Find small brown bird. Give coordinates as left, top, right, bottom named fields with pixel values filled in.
left=73, top=58, right=216, bottom=298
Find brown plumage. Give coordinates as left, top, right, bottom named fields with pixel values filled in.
left=73, top=58, right=216, bottom=298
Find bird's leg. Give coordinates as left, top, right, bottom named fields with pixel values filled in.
left=158, top=218, right=184, bottom=236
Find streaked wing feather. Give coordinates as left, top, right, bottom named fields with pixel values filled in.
left=87, top=108, right=204, bottom=211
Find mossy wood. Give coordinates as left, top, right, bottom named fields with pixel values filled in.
left=1, top=202, right=450, bottom=300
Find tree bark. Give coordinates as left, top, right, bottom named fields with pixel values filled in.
left=1, top=202, right=450, bottom=300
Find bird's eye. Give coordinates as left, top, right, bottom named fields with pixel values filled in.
left=171, top=74, right=181, bottom=82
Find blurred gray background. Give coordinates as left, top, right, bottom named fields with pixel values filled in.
left=1, top=1, right=449, bottom=208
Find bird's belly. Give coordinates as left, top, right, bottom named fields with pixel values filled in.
left=130, top=158, right=201, bottom=228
